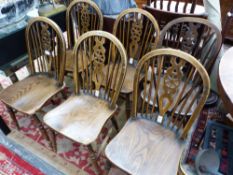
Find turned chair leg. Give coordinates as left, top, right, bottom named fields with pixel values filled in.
left=50, top=129, right=57, bottom=153
left=33, top=114, right=53, bottom=150
left=111, top=117, right=119, bottom=132
left=125, top=93, right=131, bottom=120
left=87, top=144, right=102, bottom=175
left=7, top=106, right=20, bottom=130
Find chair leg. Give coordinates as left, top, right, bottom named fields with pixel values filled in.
left=7, top=106, right=20, bottom=130
left=125, top=94, right=131, bottom=120
left=50, top=129, right=57, bottom=153
left=33, top=114, right=53, bottom=150
left=87, top=144, right=102, bottom=175
left=61, top=89, right=67, bottom=100
left=111, top=117, right=119, bottom=132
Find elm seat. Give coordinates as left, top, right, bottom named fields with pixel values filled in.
left=43, top=94, right=117, bottom=145
left=105, top=118, right=185, bottom=175
left=0, top=74, right=65, bottom=115
left=65, top=50, right=90, bottom=72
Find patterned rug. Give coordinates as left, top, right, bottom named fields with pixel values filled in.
left=0, top=144, right=44, bottom=175
left=0, top=93, right=125, bottom=175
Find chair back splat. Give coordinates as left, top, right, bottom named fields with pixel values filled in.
left=159, top=17, right=222, bottom=74
left=66, top=0, right=103, bottom=49
left=113, top=8, right=160, bottom=65
left=25, top=17, right=66, bottom=85
left=133, top=49, right=210, bottom=138
left=73, top=31, right=127, bottom=108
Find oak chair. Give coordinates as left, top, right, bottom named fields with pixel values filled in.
left=105, top=48, right=210, bottom=175
left=0, top=17, right=66, bottom=149
left=65, top=0, right=103, bottom=73
left=43, top=31, right=127, bottom=174
left=111, top=8, right=160, bottom=119
left=159, top=17, right=222, bottom=75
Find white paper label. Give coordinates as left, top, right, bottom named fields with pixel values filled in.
left=129, top=58, right=134, bottom=64
left=95, top=90, right=99, bottom=97
left=157, top=115, right=163, bottom=123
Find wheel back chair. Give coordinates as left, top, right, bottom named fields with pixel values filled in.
left=159, top=17, right=222, bottom=75
left=43, top=31, right=127, bottom=174
left=143, top=0, right=207, bottom=29
left=110, top=8, right=160, bottom=119
left=65, top=0, right=103, bottom=73
left=0, top=17, right=66, bottom=149
left=105, top=48, right=210, bottom=174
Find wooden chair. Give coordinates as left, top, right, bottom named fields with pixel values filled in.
left=112, top=8, right=160, bottom=119
left=105, top=48, right=210, bottom=175
left=43, top=31, right=127, bottom=174
left=65, top=0, right=103, bottom=73
left=0, top=17, right=66, bottom=149
left=159, top=17, right=222, bottom=75
left=143, top=0, right=207, bottom=29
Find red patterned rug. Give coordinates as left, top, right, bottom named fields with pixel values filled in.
left=0, top=91, right=122, bottom=175
left=0, top=144, right=44, bottom=175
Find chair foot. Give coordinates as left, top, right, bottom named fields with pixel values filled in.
left=33, top=114, right=53, bottom=150
left=87, top=144, right=102, bottom=175
left=7, top=106, right=20, bottom=130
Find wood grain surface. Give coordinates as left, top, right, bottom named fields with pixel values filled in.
left=106, top=118, right=185, bottom=175
left=43, top=94, right=117, bottom=145
left=0, top=74, right=65, bottom=115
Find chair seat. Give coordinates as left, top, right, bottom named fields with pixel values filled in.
left=0, top=74, right=64, bottom=115
left=102, top=64, right=139, bottom=94
left=150, top=0, right=205, bottom=14
left=105, top=117, right=185, bottom=175
left=65, top=49, right=89, bottom=72
left=43, top=94, right=117, bottom=145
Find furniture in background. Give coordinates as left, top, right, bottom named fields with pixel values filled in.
left=218, top=47, right=233, bottom=120
left=65, top=0, right=103, bottom=73
left=222, top=6, right=233, bottom=42
left=159, top=17, right=222, bottom=75
left=43, top=31, right=127, bottom=174
left=0, top=17, right=66, bottom=150
left=111, top=8, right=160, bottom=119
left=143, top=4, right=207, bottom=29
left=105, top=48, right=210, bottom=174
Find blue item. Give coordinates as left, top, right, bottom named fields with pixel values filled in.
left=92, top=0, right=137, bottom=15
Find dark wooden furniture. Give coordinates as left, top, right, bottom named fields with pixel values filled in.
left=105, top=48, right=210, bottom=174
left=159, top=17, right=222, bottom=75
left=0, top=11, right=66, bottom=71
left=222, top=6, right=233, bottom=42
left=0, top=17, right=66, bottom=150
left=218, top=47, right=233, bottom=118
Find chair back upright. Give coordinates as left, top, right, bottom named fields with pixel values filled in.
left=159, top=17, right=222, bottom=74
left=132, top=49, right=210, bottom=138
left=66, top=0, right=103, bottom=49
left=25, top=17, right=66, bottom=85
left=73, top=31, right=127, bottom=108
left=113, top=8, right=160, bottom=65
